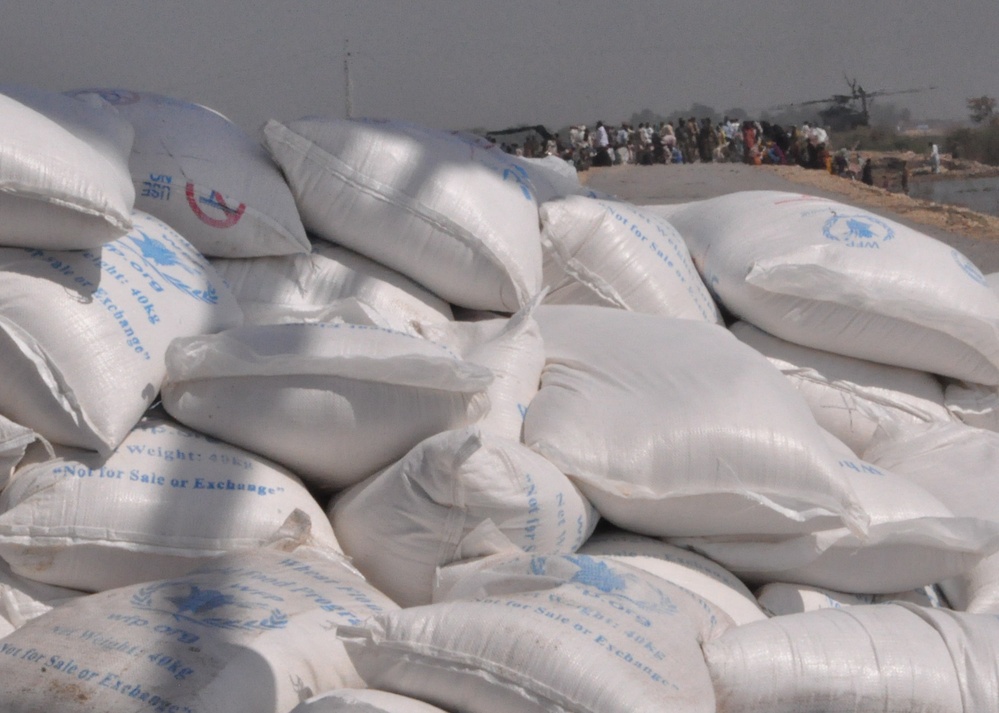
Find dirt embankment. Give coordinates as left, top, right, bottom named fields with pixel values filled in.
left=771, top=152, right=999, bottom=245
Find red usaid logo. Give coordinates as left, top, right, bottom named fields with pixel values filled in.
left=185, top=183, right=246, bottom=229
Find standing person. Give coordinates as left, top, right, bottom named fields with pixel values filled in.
left=683, top=117, right=699, bottom=163
left=697, top=118, right=716, bottom=163
left=741, top=120, right=757, bottom=164
left=901, top=163, right=910, bottom=194
left=929, top=142, right=941, bottom=174
left=861, top=158, right=874, bottom=186
left=592, top=121, right=612, bottom=167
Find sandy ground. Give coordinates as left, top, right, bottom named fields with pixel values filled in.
left=580, top=162, right=999, bottom=274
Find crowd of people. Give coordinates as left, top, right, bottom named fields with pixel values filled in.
left=493, top=117, right=838, bottom=172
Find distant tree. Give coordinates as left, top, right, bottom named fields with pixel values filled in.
left=967, top=96, right=997, bottom=125
left=628, top=108, right=667, bottom=127
left=689, top=103, right=719, bottom=122
left=664, top=103, right=720, bottom=126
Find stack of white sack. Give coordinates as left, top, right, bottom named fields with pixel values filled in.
left=160, top=321, right=493, bottom=491
left=7, top=93, right=999, bottom=711
left=0, top=210, right=242, bottom=455
left=263, top=117, right=543, bottom=312
left=338, top=552, right=731, bottom=713
left=0, top=412, right=341, bottom=592
left=0, top=543, right=398, bottom=712
left=0, top=85, right=134, bottom=248
left=211, top=241, right=454, bottom=331
left=69, top=88, right=311, bottom=258
left=703, top=603, right=999, bottom=712
left=673, top=449, right=999, bottom=594
left=524, top=304, right=869, bottom=538
left=863, top=420, right=999, bottom=613
left=731, top=320, right=955, bottom=455
left=539, top=195, right=722, bottom=323
left=667, top=190, right=999, bottom=384
left=329, top=426, right=598, bottom=606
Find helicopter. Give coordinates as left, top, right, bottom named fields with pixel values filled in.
left=776, top=77, right=934, bottom=131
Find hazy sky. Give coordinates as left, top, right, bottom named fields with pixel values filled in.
left=3, top=1, right=994, bottom=136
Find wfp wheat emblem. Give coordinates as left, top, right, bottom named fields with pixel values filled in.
left=822, top=213, right=895, bottom=248
left=131, top=581, right=288, bottom=632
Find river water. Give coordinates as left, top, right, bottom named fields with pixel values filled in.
left=908, top=174, right=999, bottom=218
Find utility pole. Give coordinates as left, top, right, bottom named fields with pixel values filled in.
left=343, top=38, right=353, bottom=120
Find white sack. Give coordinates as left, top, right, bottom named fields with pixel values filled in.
left=329, top=427, right=598, bottom=606
left=668, top=190, right=999, bottom=384
left=863, top=421, right=999, bottom=612
left=414, top=294, right=544, bottom=440
left=731, top=320, right=953, bottom=454
left=0, top=416, right=44, bottom=492
left=0, top=413, right=340, bottom=591
left=510, top=154, right=589, bottom=203
left=675, top=456, right=999, bottom=593
left=524, top=305, right=867, bottom=538
left=539, top=195, right=721, bottom=322
left=71, top=88, right=310, bottom=258
left=0, top=210, right=242, bottom=454
left=703, top=604, right=966, bottom=712
left=943, top=379, right=999, bottom=432
left=263, top=117, right=543, bottom=312
left=212, top=241, right=453, bottom=330
left=755, top=581, right=949, bottom=617
left=577, top=529, right=767, bottom=626
left=0, top=544, right=398, bottom=713
left=291, top=689, right=449, bottom=713
left=0, top=86, right=134, bottom=248
left=339, top=553, right=726, bottom=713
left=0, top=558, right=84, bottom=631
left=161, top=322, right=492, bottom=491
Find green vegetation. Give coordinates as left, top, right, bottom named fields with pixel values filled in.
left=946, top=124, right=999, bottom=165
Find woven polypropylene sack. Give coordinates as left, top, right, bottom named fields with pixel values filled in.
left=0, top=413, right=341, bottom=591
left=161, top=321, right=492, bottom=491
left=70, top=88, right=310, bottom=258
left=0, top=87, right=134, bottom=248
left=0, top=210, right=242, bottom=454
left=675, top=455, right=999, bottom=593
left=669, top=190, right=999, bottom=384
left=703, top=604, right=965, bottom=712
left=540, top=195, right=721, bottom=322
left=0, top=545, right=398, bottom=713
left=211, top=241, right=453, bottom=330
left=263, top=117, right=543, bottom=312
left=523, top=305, right=868, bottom=538
left=339, top=553, right=726, bottom=713
left=731, top=320, right=954, bottom=455
left=330, top=426, right=597, bottom=606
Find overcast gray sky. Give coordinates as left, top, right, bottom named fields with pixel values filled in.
left=3, top=1, right=994, bottom=135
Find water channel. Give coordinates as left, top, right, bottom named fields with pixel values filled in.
left=908, top=174, right=999, bottom=218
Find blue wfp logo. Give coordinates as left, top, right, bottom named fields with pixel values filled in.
left=822, top=213, right=895, bottom=248
left=131, top=581, right=288, bottom=632
left=952, top=249, right=988, bottom=286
